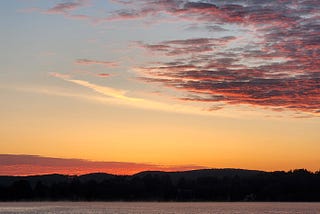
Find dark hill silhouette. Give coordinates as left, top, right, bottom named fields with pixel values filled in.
left=0, top=174, right=69, bottom=188
left=0, top=168, right=319, bottom=201
left=133, top=168, right=263, bottom=183
left=78, top=173, right=116, bottom=183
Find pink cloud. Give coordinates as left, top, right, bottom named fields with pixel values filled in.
left=20, top=0, right=92, bottom=22
left=76, top=59, right=118, bottom=67
left=136, top=37, right=235, bottom=56
left=129, top=0, right=319, bottom=115
left=0, top=154, right=204, bottom=176
left=97, top=73, right=111, bottom=77
left=44, top=0, right=89, bottom=15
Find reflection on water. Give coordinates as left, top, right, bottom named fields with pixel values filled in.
left=0, top=202, right=320, bottom=214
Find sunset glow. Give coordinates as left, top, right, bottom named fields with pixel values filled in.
left=1, top=0, right=319, bottom=175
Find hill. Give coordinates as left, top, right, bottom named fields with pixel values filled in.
left=0, top=168, right=319, bottom=201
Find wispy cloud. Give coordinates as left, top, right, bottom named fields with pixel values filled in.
left=20, top=0, right=92, bottom=21
left=0, top=154, right=204, bottom=176
left=67, top=78, right=141, bottom=102
left=97, top=73, right=111, bottom=77
left=44, top=0, right=88, bottom=14
left=75, top=59, right=119, bottom=67
left=49, top=72, right=141, bottom=102
left=49, top=72, right=250, bottom=118
left=72, top=70, right=112, bottom=78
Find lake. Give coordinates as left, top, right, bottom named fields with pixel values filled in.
left=0, top=202, right=320, bottom=213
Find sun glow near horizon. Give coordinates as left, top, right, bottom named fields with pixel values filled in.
left=0, top=0, right=319, bottom=175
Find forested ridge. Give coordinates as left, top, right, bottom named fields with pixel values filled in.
left=1, top=168, right=320, bottom=201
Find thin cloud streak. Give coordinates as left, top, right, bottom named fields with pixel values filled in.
left=76, top=59, right=119, bottom=67
left=49, top=72, right=246, bottom=118
left=67, top=78, right=141, bottom=102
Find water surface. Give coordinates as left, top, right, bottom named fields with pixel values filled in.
left=0, top=202, right=320, bottom=213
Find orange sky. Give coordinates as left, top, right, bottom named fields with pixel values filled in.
left=0, top=0, right=319, bottom=175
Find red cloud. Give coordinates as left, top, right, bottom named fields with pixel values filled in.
left=130, top=0, right=319, bottom=115
left=0, top=154, right=204, bottom=176
left=97, top=73, right=111, bottom=77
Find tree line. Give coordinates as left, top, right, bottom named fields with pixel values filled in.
left=0, top=169, right=320, bottom=201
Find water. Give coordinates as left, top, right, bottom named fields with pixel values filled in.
left=0, top=202, right=320, bottom=213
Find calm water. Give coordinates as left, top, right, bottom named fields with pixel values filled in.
left=0, top=202, right=320, bottom=213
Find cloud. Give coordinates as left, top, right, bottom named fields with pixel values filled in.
left=20, top=0, right=92, bottom=21
left=44, top=0, right=89, bottom=14
left=0, top=154, right=204, bottom=176
left=72, top=70, right=112, bottom=78
left=108, top=0, right=317, bottom=25
left=75, top=59, right=118, bottom=67
left=49, top=72, right=71, bottom=79
left=140, top=61, right=320, bottom=114
left=23, top=1, right=319, bottom=115
left=67, top=78, right=141, bottom=102
left=136, top=37, right=235, bottom=56
left=105, top=0, right=237, bottom=22
left=50, top=72, right=139, bottom=101
left=97, top=73, right=111, bottom=77
left=129, top=0, right=320, bottom=115
left=49, top=72, right=249, bottom=118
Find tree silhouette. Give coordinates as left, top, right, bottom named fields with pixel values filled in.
left=0, top=169, right=319, bottom=201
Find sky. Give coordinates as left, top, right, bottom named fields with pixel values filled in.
left=0, top=0, right=319, bottom=175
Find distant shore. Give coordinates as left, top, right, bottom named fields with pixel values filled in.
left=1, top=169, right=320, bottom=202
